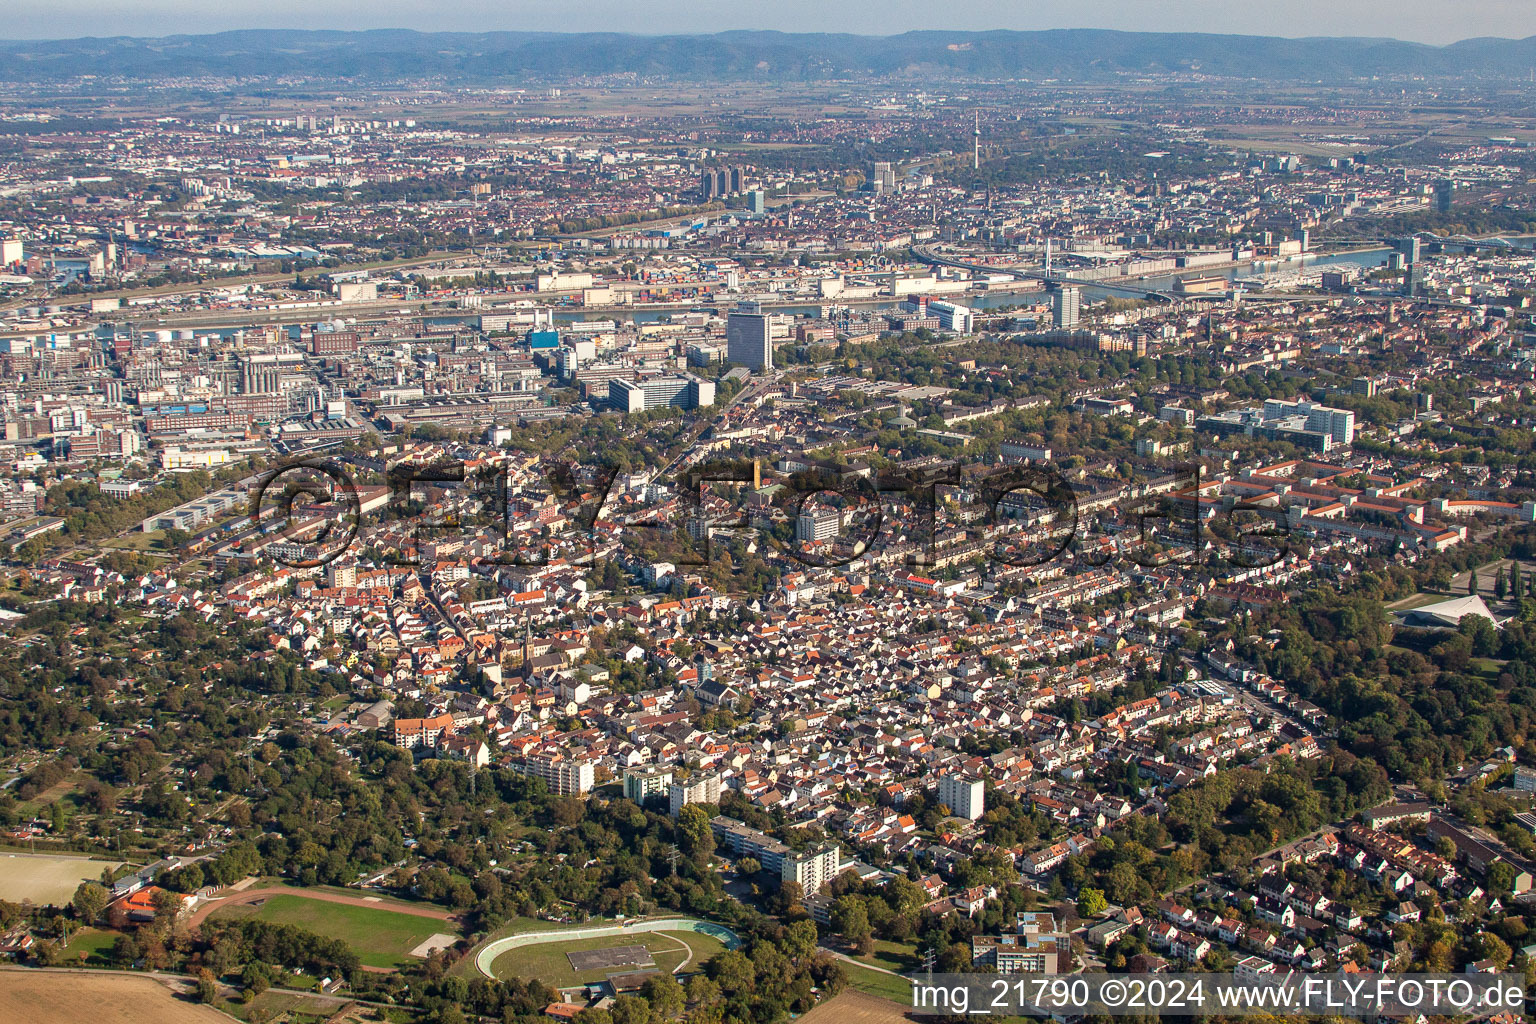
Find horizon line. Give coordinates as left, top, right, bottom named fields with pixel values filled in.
left=2, top=26, right=1535, bottom=47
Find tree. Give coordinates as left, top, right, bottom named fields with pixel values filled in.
left=675, top=804, right=714, bottom=862
left=1458, top=614, right=1498, bottom=657
left=775, top=879, right=805, bottom=915
left=152, top=887, right=185, bottom=925
left=552, top=797, right=585, bottom=828
left=830, top=895, right=872, bottom=949
left=706, top=949, right=755, bottom=994
left=1469, top=569, right=1479, bottom=596
left=639, top=975, right=685, bottom=1021
left=684, top=974, right=721, bottom=1008
left=1077, top=887, right=1108, bottom=919
left=72, top=881, right=109, bottom=924
left=110, top=934, right=139, bottom=968
left=241, top=963, right=271, bottom=997
left=785, top=919, right=819, bottom=961
left=887, top=876, right=926, bottom=918
left=196, top=969, right=219, bottom=1004
left=610, top=996, right=650, bottom=1024
left=1472, top=932, right=1512, bottom=968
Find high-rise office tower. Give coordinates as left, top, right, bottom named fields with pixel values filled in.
left=701, top=166, right=745, bottom=199
left=1052, top=287, right=1081, bottom=330
left=1435, top=179, right=1455, bottom=213
left=727, top=306, right=772, bottom=372
left=1407, top=263, right=1427, bottom=297
left=873, top=161, right=895, bottom=194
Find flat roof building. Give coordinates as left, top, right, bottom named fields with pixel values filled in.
left=727, top=308, right=772, bottom=372
left=609, top=374, right=715, bottom=412
left=940, top=773, right=985, bottom=820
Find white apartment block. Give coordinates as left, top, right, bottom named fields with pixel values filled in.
left=939, top=773, right=985, bottom=820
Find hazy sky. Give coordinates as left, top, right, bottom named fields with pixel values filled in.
left=7, top=0, right=1536, bottom=43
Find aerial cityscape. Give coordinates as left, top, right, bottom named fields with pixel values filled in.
left=1, top=8, right=1535, bottom=1024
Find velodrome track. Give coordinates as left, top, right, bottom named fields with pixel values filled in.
left=473, top=917, right=740, bottom=978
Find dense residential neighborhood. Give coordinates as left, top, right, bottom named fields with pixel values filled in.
left=2, top=21, right=1536, bottom=1024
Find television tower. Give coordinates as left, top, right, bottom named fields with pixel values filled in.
left=973, top=110, right=980, bottom=170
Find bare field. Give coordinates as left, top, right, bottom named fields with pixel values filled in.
left=798, top=989, right=915, bottom=1024
left=0, top=971, right=231, bottom=1024
left=0, top=852, right=121, bottom=905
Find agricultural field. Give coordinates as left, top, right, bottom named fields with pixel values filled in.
left=0, top=852, right=121, bottom=905
left=0, top=971, right=230, bottom=1024
left=796, top=988, right=914, bottom=1024
left=208, top=892, right=457, bottom=970
left=489, top=929, right=726, bottom=989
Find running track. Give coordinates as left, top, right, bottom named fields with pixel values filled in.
left=185, top=886, right=457, bottom=932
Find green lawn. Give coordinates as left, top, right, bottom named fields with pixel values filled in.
left=63, top=926, right=121, bottom=966
left=838, top=960, right=915, bottom=1004
left=489, top=929, right=725, bottom=988
left=852, top=938, right=919, bottom=974
left=211, top=893, right=455, bottom=969
left=1470, top=657, right=1507, bottom=681
left=101, top=532, right=166, bottom=552
left=1386, top=591, right=1447, bottom=611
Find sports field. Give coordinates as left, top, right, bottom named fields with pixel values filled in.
left=489, top=928, right=725, bottom=988
left=0, top=852, right=121, bottom=905
left=209, top=892, right=458, bottom=969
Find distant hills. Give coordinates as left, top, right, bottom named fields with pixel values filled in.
left=3, top=28, right=1536, bottom=84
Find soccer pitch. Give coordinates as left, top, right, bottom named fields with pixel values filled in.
left=0, top=852, right=121, bottom=906
left=209, top=893, right=457, bottom=969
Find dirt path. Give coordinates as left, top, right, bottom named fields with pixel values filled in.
left=819, top=946, right=902, bottom=977
left=186, top=886, right=456, bottom=932
left=655, top=933, right=693, bottom=973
